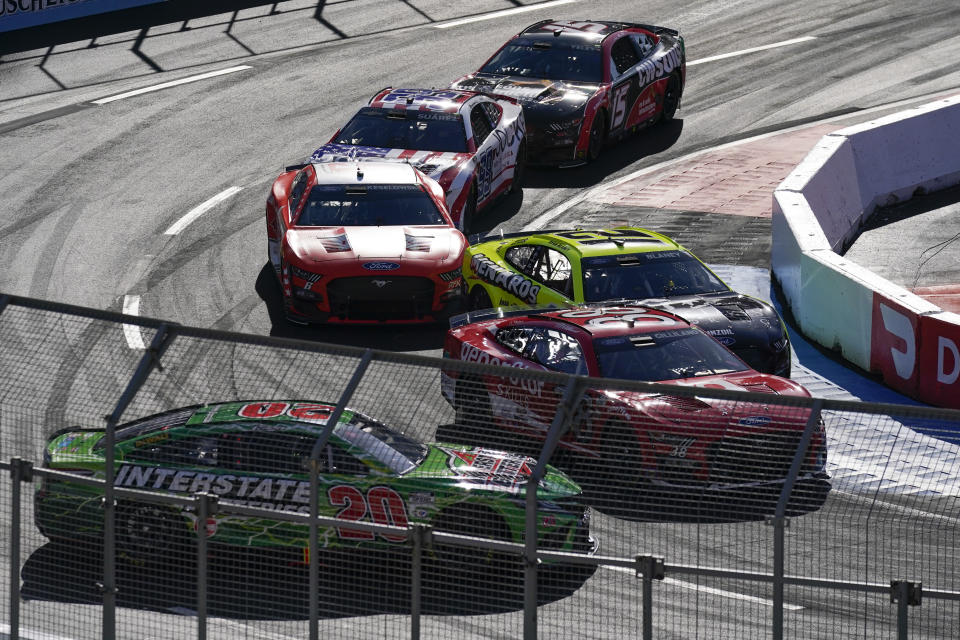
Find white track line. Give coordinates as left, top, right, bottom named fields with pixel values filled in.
left=121, top=294, right=146, bottom=350
left=687, top=36, right=817, bottom=66
left=164, top=186, right=242, bottom=236
left=603, top=566, right=804, bottom=610
left=0, top=623, right=79, bottom=639
left=92, top=66, right=251, bottom=105
left=434, top=0, right=575, bottom=28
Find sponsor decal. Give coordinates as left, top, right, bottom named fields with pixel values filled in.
left=443, top=447, right=532, bottom=488
left=236, top=402, right=334, bottom=424
left=738, top=416, right=772, bottom=427
left=470, top=254, right=541, bottom=304
left=635, top=46, right=683, bottom=88
left=708, top=328, right=735, bottom=336
left=459, top=343, right=545, bottom=396
left=560, top=307, right=681, bottom=328
left=649, top=432, right=696, bottom=458
left=716, top=336, right=736, bottom=346
left=363, top=262, right=401, bottom=271
left=134, top=432, right=170, bottom=447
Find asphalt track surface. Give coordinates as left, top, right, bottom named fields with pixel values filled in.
left=3, top=1, right=960, bottom=639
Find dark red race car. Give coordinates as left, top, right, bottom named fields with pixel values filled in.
left=266, top=161, right=466, bottom=324
left=451, top=19, right=685, bottom=166
left=440, top=304, right=829, bottom=516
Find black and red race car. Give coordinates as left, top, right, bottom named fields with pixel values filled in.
left=450, top=19, right=685, bottom=166
left=265, top=161, right=466, bottom=324
left=440, top=304, right=829, bottom=516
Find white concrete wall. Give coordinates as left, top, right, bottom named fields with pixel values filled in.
left=772, top=94, right=960, bottom=407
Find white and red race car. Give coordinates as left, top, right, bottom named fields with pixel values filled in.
left=311, top=87, right=526, bottom=232
left=265, top=161, right=466, bottom=324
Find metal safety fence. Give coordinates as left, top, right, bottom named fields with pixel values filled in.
left=2, top=292, right=960, bottom=639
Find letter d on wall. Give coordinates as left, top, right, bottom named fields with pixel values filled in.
left=938, top=336, right=960, bottom=384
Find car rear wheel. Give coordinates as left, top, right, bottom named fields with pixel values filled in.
left=454, top=375, right=493, bottom=430
left=587, top=110, right=607, bottom=162
left=460, top=184, right=478, bottom=233
left=661, top=72, right=682, bottom=122
left=509, top=142, right=527, bottom=195
left=430, top=504, right=514, bottom=581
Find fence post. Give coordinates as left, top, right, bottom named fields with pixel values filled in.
left=101, top=323, right=177, bottom=640
left=772, top=397, right=824, bottom=640
left=409, top=523, right=429, bottom=640
left=308, top=349, right=374, bottom=640
left=8, top=458, right=33, bottom=640
left=891, top=580, right=922, bottom=640
left=196, top=493, right=218, bottom=640
left=524, top=376, right=587, bottom=640
left=637, top=554, right=664, bottom=640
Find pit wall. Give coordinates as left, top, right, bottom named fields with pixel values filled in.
left=772, top=94, right=960, bottom=408
left=0, top=0, right=164, bottom=33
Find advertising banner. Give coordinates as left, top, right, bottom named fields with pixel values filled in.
left=871, top=293, right=960, bottom=409
left=0, top=0, right=165, bottom=33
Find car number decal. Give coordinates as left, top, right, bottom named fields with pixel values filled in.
left=328, top=485, right=409, bottom=542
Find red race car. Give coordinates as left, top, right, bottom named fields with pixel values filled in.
left=266, top=161, right=466, bottom=324
left=440, top=304, right=829, bottom=515
left=451, top=20, right=685, bottom=166
left=311, top=87, right=525, bottom=232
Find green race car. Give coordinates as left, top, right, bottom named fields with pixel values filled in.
left=462, top=227, right=792, bottom=376
left=35, top=401, right=593, bottom=564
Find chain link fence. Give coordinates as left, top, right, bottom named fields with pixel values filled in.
left=2, top=293, right=959, bottom=639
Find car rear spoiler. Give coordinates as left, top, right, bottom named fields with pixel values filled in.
left=622, top=22, right=679, bottom=37
left=467, top=228, right=570, bottom=245
left=449, top=304, right=568, bottom=329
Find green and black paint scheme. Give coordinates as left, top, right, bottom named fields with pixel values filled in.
left=35, top=401, right=594, bottom=563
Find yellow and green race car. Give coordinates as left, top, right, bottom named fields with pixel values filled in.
left=461, top=227, right=791, bottom=376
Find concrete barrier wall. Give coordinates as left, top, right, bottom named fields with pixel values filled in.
left=0, top=0, right=164, bottom=33
left=772, top=94, right=960, bottom=408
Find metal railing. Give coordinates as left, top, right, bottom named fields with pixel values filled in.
left=2, top=292, right=960, bottom=639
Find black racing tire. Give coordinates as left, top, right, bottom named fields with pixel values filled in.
left=430, top=504, right=514, bottom=581
left=460, top=184, right=478, bottom=234
left=115, top=502, right=191, bottom=566
left=468, top=286, right=494, bottom=311
left=661, top=72, right=682, bottom=122
left=509, top=142, right=527, bottom=195
left=586, top=110, right=607, bottom=162
left=454, top=375, right=493, bottom=431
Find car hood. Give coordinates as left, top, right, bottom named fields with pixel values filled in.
left=310, top=144, right=470, bottom=180
left=412, top=444, right=581, bottom=498
left=635, top=293, right=786, bottom=350
left=286, top=226, right=460, bottom=263
left=454, top=74, right=596, bottom=111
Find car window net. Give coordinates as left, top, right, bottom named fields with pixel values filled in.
left=298, top=184, right=445, bottom=226
left=582, top=253, right=729, bottom=301
left=334, top=108, right=468, bottom=152
left=480, top=42, right=602, bottom=82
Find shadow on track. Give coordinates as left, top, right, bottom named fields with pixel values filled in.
left=21, top=543, right=595, bottom=619
left=522, top=120, right=685, bottom=192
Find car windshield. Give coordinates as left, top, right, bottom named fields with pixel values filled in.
left=334, top=108, right=467, bottom=152
left=582, top=251, right=730, bottom=302
left=335, top=417, right=429, bottom=474
left=297, top=184, right=445, bottom=226
left=480, top=40, right=603, bottom=82
left=594, top=328, right=748, bottom=381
